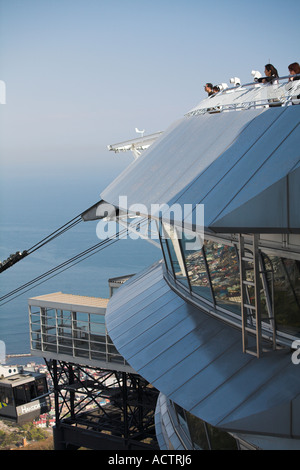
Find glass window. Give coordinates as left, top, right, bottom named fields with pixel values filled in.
left=161, top=226, right=300, bottom=342
left=180, top=232, right=213, bottom=302
left=174, top=403, right=192, bottom=442
left=35, top=377, right=47, bottom=397
left=262, top=254, right=300, bottom=336
left=185, top=409, right=238, bottom=450
left=24, top=382, right=37, bottom=402
left=90, top=314, right=106, bottom=336
left=164, top=225, right=190, bottom=289
left=206, top=422, right=238, bottom=450
left=184, top=410, right=209, bottom=450
left=14, top=385, right=27, bottom=406
left=159, top=222, right=173, bottom=275
left=0, top=386, right=13, bottom=406
left=161, top=237, right=174, bottom=274
left=204, top=240, right=241, bottom=315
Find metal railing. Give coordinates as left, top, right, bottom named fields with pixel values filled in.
left=29, top=305, right=130, bottom=369
left=187, top=74, right=300, bottom=116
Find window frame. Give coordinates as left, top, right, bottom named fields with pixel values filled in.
left=159, top=221, right=300, bottom=346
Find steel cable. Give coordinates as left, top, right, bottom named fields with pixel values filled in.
left=0, top=227, right=129, bottom=306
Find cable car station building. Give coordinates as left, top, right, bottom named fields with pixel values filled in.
left=101, top=76, right=300, bottom=450
left=28, top=74, right=300, bottom=450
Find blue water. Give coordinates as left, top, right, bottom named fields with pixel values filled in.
left=0, top=165, right=161, bottom=361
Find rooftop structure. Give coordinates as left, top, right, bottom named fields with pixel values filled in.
left=28, top=283, right=159, bottom=450
left=107, top=131, right=163, bottom=160
left=99, top=74, right=300, bottom=450
left=28, top=291, right=134, bottom=372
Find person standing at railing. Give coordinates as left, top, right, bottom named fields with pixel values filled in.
left=258, top=64, right=279, bottom=84
left=204, top=83, right=214, bottom=96
left=288, top=62, right=300, bottom=103
left=288, top=62, right=300, bottom=81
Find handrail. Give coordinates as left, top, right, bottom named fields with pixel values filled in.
left=187, top=74, right=300, bottom=116
left=225, top=73, right=300, bottom=91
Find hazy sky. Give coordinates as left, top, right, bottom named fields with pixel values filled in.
left=0, top=0, right=299, bottom=176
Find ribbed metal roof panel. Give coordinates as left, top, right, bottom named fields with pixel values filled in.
left=106, top=262, right=300, bottom=438
left=101, top=106, right=300, bottom=233
left=101, top=108, right=265, bottom=212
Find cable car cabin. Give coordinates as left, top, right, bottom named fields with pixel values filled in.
left=0, top=365, right=50, bottom=424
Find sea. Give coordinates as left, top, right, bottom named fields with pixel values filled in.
left=0, top=161, right=161, bottom=365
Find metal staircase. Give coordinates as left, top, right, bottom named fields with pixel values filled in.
left=239, top=234, right=276, bottom=358
left=239, top=234, right=262, bottom=357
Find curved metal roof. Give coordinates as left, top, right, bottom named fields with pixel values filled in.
left=101, top=106, right=300, bottom=233
left=106, top=262, right=300, bottom=439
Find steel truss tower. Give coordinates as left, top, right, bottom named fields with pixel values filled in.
left=45, top=359, right=159, bottom=450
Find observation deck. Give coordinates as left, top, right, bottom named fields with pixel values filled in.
left=101, top=73, right=300, bottom=448
left=187, top=74, right=300, bottom=116
left=28, top=291, right=135, bottom=373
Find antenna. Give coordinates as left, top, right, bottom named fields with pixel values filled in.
left=135, top=128, right=145, bottom=138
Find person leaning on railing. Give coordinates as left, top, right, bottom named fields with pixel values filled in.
left=204, top=83, right=214, bottom=96
left=287, top=62, right=300, bottom=103
left=256, top=63, right=280, bottom=106
left=288, top=62, right=300, bottom=81
left=257, top=64, right=279, bottom=84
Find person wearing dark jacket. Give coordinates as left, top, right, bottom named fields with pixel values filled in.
left=258, top=64, right=279, bottom=84
left=257, top=64, right=280, bottom=107
left=204, top=83, right=214, bottom=96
